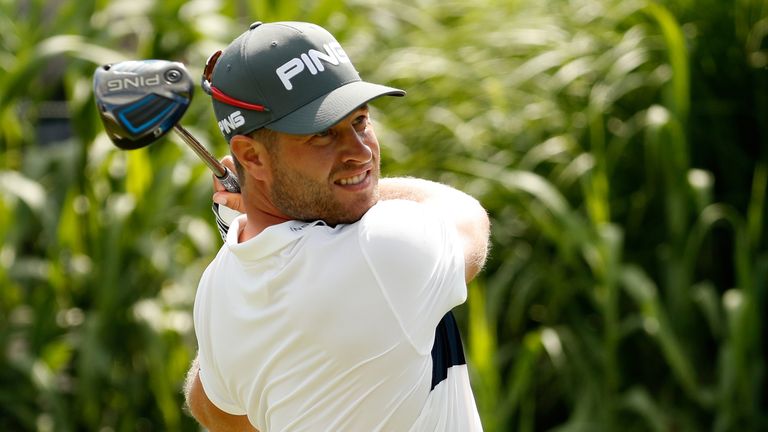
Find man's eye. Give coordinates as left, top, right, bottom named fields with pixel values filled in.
left=314, top=129, right=331, bottom=138
left=353, top=115, right=369, bottom=130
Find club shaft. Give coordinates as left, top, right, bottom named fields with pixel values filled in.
left=172, top=125, right=240, bottom=193
left=172, top=125, right=225, bottom=176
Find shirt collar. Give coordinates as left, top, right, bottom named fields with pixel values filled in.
left=226, top=215, right=328, bottom=261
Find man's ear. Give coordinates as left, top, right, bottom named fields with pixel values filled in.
left=230, top=134, right=270, bottom=181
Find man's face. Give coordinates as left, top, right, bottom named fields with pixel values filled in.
left=267, top=106, right=381, bottom=226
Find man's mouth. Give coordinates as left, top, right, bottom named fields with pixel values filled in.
left=336, top=171, right=368, bottom=186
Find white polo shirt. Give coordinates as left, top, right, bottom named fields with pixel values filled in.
left=194, top=199, right=482, bottom=431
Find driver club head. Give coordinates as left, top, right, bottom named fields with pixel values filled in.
left=93, top=60, right=193, bottom=150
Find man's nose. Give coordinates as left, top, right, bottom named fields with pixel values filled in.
left=337, top=126, right=372, bottom=164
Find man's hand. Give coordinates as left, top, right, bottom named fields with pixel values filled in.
left=213, top=156, right=245, bottom=213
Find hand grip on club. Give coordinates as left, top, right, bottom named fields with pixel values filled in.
left=216, top=167, right=241, bottom=193
left=172, top=125, right=241, bottom=193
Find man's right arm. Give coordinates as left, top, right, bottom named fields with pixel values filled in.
left=184, top=357, right=258, bottom=432
left=378, top=177, right=490, bottom=282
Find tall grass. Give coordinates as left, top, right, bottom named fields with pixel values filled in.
left=347, top=0, right=767, bottom=430
left=0, top=1, right=350, bottom=430
left=1, top=0, right=765, bottom=430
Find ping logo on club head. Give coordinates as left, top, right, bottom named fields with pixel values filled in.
left=218, top=110, right=246, bottom=134
left=106, top=74, right=162, bottom=92
left=275, top=42, right=350, bottom=91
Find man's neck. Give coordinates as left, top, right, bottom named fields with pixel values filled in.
left=239, top=208, right=291, bottom=243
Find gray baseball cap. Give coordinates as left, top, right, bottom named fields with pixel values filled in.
left=202, top=21, right=405, bottom=142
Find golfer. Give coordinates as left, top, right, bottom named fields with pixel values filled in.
left=184, top=21, right=490, bottom=431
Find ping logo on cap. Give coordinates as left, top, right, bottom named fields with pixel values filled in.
left=218, top=110, right=246, bottom=134
left=275, top=42, right=350, bottom=90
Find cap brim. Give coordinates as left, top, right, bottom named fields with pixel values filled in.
left=265, top=81, right=405, bottom=135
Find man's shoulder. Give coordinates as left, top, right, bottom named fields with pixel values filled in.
left=357, top=200, right=438, bottom=244
left=361, top=199, right=432, bottom=226
left=356, top=199, right=457, bottom=271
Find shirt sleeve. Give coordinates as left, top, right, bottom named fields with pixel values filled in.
left=193, top=265, right=248, bottom=415
left=358, top=200, right=467, bottom=354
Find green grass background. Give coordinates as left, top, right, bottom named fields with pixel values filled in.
left=1, top=0, right=766, bottom=430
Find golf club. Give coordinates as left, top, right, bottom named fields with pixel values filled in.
left=93, top=60, right=240, bottom=192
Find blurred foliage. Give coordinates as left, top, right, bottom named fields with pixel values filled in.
left=0, top=0, right=766, bottom=431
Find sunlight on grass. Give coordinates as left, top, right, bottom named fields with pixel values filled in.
left=0, top=0, right=765, bottom=430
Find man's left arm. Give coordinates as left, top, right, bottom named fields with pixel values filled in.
left=378, top=177, right=490, bottom=282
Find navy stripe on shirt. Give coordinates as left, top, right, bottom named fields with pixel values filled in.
left=430, top=311, right=466, bottom=390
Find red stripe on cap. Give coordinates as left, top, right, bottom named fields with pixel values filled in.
left=210, top=86, right=269, bottom=112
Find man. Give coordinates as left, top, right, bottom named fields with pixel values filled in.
left=185, top=21, right=490, bottom=431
